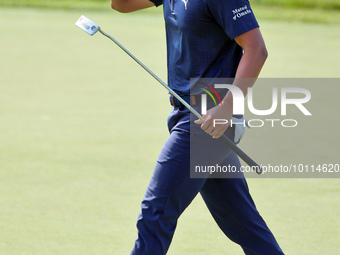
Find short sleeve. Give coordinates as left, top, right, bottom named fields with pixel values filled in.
left=149, top=0, right=163, bottom=7
left=206, top=0, right=259, bottom=40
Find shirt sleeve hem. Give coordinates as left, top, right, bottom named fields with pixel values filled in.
left=149, top=0, right=163, bottom=7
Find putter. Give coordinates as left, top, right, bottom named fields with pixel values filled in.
left=75, top=15, right=263, bottom=175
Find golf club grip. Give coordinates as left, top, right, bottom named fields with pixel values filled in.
left=219, top=134, right=263, bottom=174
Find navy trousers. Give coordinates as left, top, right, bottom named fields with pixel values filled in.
left=131, top=105, right=284, bottom=255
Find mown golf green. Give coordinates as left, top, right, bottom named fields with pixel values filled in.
left=0, top=6, right=339, bottom=255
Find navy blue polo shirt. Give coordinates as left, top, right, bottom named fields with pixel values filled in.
left=149, top=0, right=259, bottom=97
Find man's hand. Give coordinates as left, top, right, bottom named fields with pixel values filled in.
left=194, top=103, right=233, bottom=139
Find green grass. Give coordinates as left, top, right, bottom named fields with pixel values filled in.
left=0, top=7, right=339, bottom=255
left=253, top=0, right=340, bottom=10
left=253, top=4, right=340, bottom=24
left=0, top=0, right=109, bottom=11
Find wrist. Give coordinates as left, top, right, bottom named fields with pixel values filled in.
left=222, top=92, right=233, bottom=109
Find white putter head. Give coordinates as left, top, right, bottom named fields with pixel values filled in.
left=75, top=15, right=100, bottom=36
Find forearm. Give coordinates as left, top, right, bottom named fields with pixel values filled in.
left=111, top=0, right=126, bottom=10
left=111, top=0, right=155, bottom=13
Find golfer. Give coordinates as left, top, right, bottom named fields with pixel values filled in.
left=111, top=0, right=285, bottom=254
